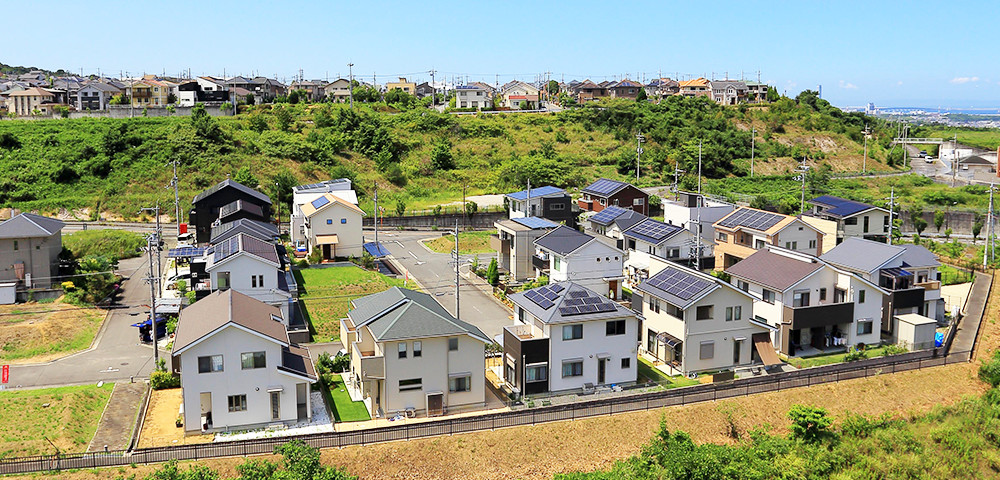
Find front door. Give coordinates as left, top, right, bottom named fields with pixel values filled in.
left=598, top=358, right=606, bottom=384
left=733, top=339, right=742, bottom=364
left=270, top=392, right=280, bottom=421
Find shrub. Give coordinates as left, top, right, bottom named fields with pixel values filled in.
left=844, top=346, right=869, bottom=362
left=151, top=370, right=180, bottom=390
left=979, top=350, right=1000, bottom=388
left=788, top=404, right=832, bottom=443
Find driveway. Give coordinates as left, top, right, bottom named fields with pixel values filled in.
left=375, top=231, right=513, bottom=340
left=7, top=256, right=164, bottom=389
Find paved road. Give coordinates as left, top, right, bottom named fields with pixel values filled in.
left=7, top=256, right=164, bottom=389
left=376, top=231, right=513, bottom=340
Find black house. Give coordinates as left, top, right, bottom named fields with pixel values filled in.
left=189, top=179, right=272, bottom=244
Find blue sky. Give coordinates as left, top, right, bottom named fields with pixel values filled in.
left=6, top=0, right=999, bottom=108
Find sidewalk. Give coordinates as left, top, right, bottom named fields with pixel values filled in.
left=88, top=382, right=147, bottom=452
left=951, top=271, right=992, bottom=356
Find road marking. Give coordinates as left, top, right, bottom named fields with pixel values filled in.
left=408, top=251, right=419, bottom=261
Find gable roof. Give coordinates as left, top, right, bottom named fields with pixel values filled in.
left=900, top=244, right=940, bottom=268
left=509, top=281, right=632, bottom=325
left=612, top=79, right=643, bottom=88
left=679, top=78, right=709, bottom=88
left=293, top=178, right=353, bottom=194
left=959, top=155, right=993, bottom=165
left=614, top=210, right=648, bottom=231
left=810, top=195, right=884, bottom=218
left=582, top=178, right=633, bottom=197
left=820, top=237, right=904, bottom=273
left=534, top=225, right=594, bottom=256
left=206, top=233, right=281, bottom=270
left=636, top=262, right=721, bottom=309
left=726, top=249, right=824, bottom=292
left=350, top=287, right=490, bottom=343
left=623, top=218, right=685, bottom=245
left=9, top=87, right=54, bottom=97
left=171, top=289, right=288, bottom=354
left=505, top=186, right=566, bottom=201
left=218, top=199, right=265, bottom=221
left=210, top=218, right=279, bottom=244
left=0, top=213, right=64, bottom=239
left=300, top=193, right=366, bottom=217
left=192, top=179, right=272, bottom=205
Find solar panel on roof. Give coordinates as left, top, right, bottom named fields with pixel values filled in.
left=578, top=304, right=598, bottom=313
left=524, top=290, right=555, bottom=310
left=213, top=236, right=240, bottom=263
left=559, top=306, right=579, bottom=316
left=582, top=296, right=602, bottom=304
left=646, top=268, right=712, bottom=301
left=564, top=298, right=584, bottom=306
left=627, top=219, right=681, bottom=242
left=550, top=284, right=565, bottom=293
left=542, top=290, right=559, bottom=301
left=590, top=206, right=628, bottom=225
left=718, top=209, right=783, bottom=231
left=512, top=216, right=558, bottom=229
left=568, top=291, right=588, bottom=298
left=586, top=179, right=626, bottom=196
left=167, top=246, right=207, bottom=258
left=595, top=303, right=617, bottom=313
left=310, top=196, right=330, bottom=209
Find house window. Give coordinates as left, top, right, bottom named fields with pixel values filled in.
left=398, top=342, right=407, bottom=359
left=448, top=338, right=459, bottom=351
left=784, top=241, right=798, bottom=250
left=251, top=275, right=264, bottom=288
left=198, top=355, right=223, bottom=373
left=621, top=358, right=631, bottom=369
left=762, top=289, right=775, bottom=304
left=738, top=280, right=749, bottom=292
left=755, top=239, right=766, bottom=249
left=525, top=364, right=547, bottom=382
left=550, top=203, right=565, bottom=210
left=696, top=305, right=713, bottom=320
left=845, top=217, right=858, bottom=225
left=562, top=324, right=583, bottom=340
left=717, top=232, right=728, bottom=242
left=413, top=341, right=422, bottom=357
left=858, top=290, right=866, bottom=304
left=699, top=341, right=715, bottom=360
left=399, top=378, right=422, bottom=391
left=227, top=394, right=247, bottom=412
left=341, top=218, right=347, bottom=224
left=649, top=297, right=660, bottom=313
left=809, top=239, right=817, bottom=249
left=734, top=306, right=742, bottom=321
left=13, top=240, right=18, bottom=250
left=326, top=219, right=333, bottom=224
left=599, top=199, right=607, bottom=206
left=857, top=320, right=873, bottom=335
left=792, top=290, right=810, bottom=308
left=819, top=288, right=827, bottom=301
left=449, top=375, right=471, bottom=392
left=606, top=320, right=626, bottom=336
left=665, top=303, right=683, bottom=318
left=553, top=257, right=561, bottom=270
left=668, top=248, right=680, bottom=258
left=240, top=351, right=266, bottom=369
left=633, top=198, right=644, bottom=206
left=561, top=360, right=583, bottom=377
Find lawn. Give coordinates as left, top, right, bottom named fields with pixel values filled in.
left=0, top=298, right=106, bottom=363
left=328, top=374, right=370, bottom=422
left=940, top=264, right=975, bottom=286
left=637, top=357, right=700, bottom=389
left=294, top=265, right=406, bottom=342
left=783, top=345, right=903, bottom=369
left=63, top=229, right=146, bottom=260
left=0, top=383, right=114, bottom=457
left=423, top=231, right=494, bottom=255
left=917, top=127, right=1000, bottom=151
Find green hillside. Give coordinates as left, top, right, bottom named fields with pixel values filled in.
left=0, top=94, right=907, bottom=220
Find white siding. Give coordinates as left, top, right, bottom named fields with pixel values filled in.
left=381, top=335, right=485, bottom=414
left=304, top=202, right=364, bottom=258
left=544, top=315, right=637, bottom=392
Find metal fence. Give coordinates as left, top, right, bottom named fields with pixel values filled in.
left=0, top=348, right=971, bottom=475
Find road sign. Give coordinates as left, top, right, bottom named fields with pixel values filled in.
left=2, top=365, right=8, bottom=384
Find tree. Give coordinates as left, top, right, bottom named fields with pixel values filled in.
left=944, top=228, right=953, bottom=240
left=430, top=140, right=455, bottom=170
left=274, top=105, right=293, bottom=132
left=190, top=104, right=222, bottom=141
left=109, top=94, right=129, bottom=105
left=547, top=80, right=559, bottom=95
left=101, top=122, right=129, bottom=157
left=788, top=404, right=832, bottom=443
left=384, top=88, right=417, bottom=108
left=464, top=201, right=478, bottom=216
left=973, top=215, right=984, bottom=243
left=271, top=168, right=298, bottom=207
left=636, top=87, right=648, bottom=102
left=934, top=210, right=945, bottom=231
left=766, top=85, right=780, bottom=102
left=486, top=258, right=499, bottom=286
left=244, top=93, right=255, bottom=105
left=166, top=93, right=177, bottom=104
left=520, top=101, right=534, bottom=110
left=395, top=198, right=406, bottom=217
left=233, top=165, right=259, bottom=189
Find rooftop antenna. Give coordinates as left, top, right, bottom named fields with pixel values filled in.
left=672, top=164, right=686, bottom=201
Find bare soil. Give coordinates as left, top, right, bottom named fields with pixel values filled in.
left=137, top=388, right=213, bottom=447
left=0, top=298, right=105, bottom=364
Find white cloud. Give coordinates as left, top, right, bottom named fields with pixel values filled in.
left=785, top=80, right=797, bottom=88
left=897, top=81, right=904, bottom=86
left=838, top=80, right=858, bottom=89
left=950, top=76, right=980, bottom=84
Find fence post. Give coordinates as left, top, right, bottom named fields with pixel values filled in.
left=532, top=409, right=536, bottom=425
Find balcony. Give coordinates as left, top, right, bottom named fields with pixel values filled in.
left=132, top=90, right=152, bottom=99
left=352, top=343, right=384, bottom=380
left=890, top=287, right=925, bottom=310
left=490, top=234, right=510, bottom=253
left=915, top=280, right=941, bottom=291
left=504, top=323, right=546, bottom=341
left=532, top=254, right=549, bottom=271
left=783, top=301, right=854, bottom=330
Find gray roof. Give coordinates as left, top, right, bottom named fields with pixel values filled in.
left=293, top=178, right=352, bottom=194
left=508, top=281, right=633, bottom=325
left=821, top=237, right=904, bottom=273
left=210, top=218, right=279, bottom=244
left=172, top=289, right=288, bottom=353
left=613, top=210, right=647, bottom=231
left=0, top=213, right=64, bottom=239
left=534, top=225, right=594, bottom=255
left=218, top=199, right=265, bottom=221
left=726, top=249, right=824, bottom=292
left=349, top=287, right=491, bottom=343
left=900, top=244, right=940, bottom=268
left=80, top=82, right=121, bottom=93
left=192, top=179, right=271, bottom=205
left=635, top=262, right=720, bottom=309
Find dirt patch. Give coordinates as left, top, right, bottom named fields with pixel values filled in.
left=0, top=298, right=105, bottom=364
left=137, top=388, right=213, bottom=447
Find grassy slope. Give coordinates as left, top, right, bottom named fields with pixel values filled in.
left=62, top=229, right=146, bottom=260
left=0, top=383, right=114, bottom=456
left=294, top=266, right=405, bottom=342
left=0, top=299, right=105, bottom=362
left=916, top=126, right=1000, bottom=150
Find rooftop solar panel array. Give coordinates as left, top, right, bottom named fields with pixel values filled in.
left=212, top=235, right=240, bottom=263
left=511, top=216, right=558, bottom=229
left=626, top=219, right=682, bottom=243
left=167, top=246, right=207, bottom=258
left=717, top=208, right=784, bottom=231
left=645, top=267, right=713, bottom=301
left=589, top=206, right=628, bottom=225
left=310, top=196, right=330, bottom=209
left=584, top=178, right=627, bottom=196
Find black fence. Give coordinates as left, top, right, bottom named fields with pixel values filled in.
left=0, top=347, right=971, bottom=475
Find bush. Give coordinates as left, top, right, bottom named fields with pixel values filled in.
left=151, top=370, right=180, bottom=390
left=788, top=404, right=832, bottom=443
left=979, top=350, right=1000, bottom=388
left=844, top=346, right=869, bottom=362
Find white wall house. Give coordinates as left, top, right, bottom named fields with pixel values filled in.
left=291, top=180, right=358, bottom=247
left=637, top=256, right=771, bottom=375
left=534, top=226, right=625, bottom=300
left=493, top=217, right=558, bottom=282
left=584, top=205, right=646, bottom=243
left=454, top=85, right=492, bottom=109
left=504, top=282, right=638, bottom=395
left=203, top=233, right=292, bottom=322
left=342, top=287, right=490, bottom=418
left=298, top=192, right=366, bottom=259
left=622, top=218, right=697, bottom=287
left=172, top=289, right=316, bottom=434
left=505, top=186, right=567, bottom=219
left=808, top=195, right=891, bottom=245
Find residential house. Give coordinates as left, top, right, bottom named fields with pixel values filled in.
left=341, top=287, right=490, bottom=417
left=504, top=186, right=576, bottom=226
left=504, top=282, right=637, bottom=394
left=660, top=191, right=736, bottom=266
left=202, top=233, right=294, bottom=325
left=190, top=179, right=272, bottom=244
left=607, top=79, right=643, bottom=99
left=710, top=80, right=748, bottom=105
left=726, top=246, right=887, bottom=356
left=821, top=237, right=943, bottom=327
left=415, top=82, right=435, bottom=98
left=242, top=77, right=286, bottom=102
left=0, top=213, right=64, bottom=289
left=291, top=179, right=358, bottom=247
left=712, top=207, right=824, bottom=270
left=127, top=77, right=170, bottom=107
left=4, top=87, right=55, bottom=116
left=210, top=218, right=280, bottom=245
left=493, top=217, right=559, bottom=282
left=622, top=218, right=696, bottom=286
left=500, top=81, right=540, bottom=109
left=637, top=256, right=772, bottom=374
left=323, top=78, right=352, bottom=103
left=807, top=195, right=891, bottom=245
left=385, top=77, right=416, bottom=95
left=745, top=81, right=769, bottom=103
left=171, top=289, right=316, bottom=433
left=679, top=78, right=711, bottom=98
left=469, top=81, right=496, bottom=96
left=298, top=193, right=366, bottom=259
left=533, top=226, right=625, bottom=300
left=454, top=85, right=492, bottom=110
left=578, top=178, right=650, bottom=216
left=76, top=82, right=120, bottom=111
left=571, top=80, right=607, bottom=103
left=289, top=80, right=326, bottom=102
left=957, top=155, right=995, bottom=173
left=585, top=205, right=646, bottom=243
left=217, top=199, right=267, bottom=225
left=644, top=78, right=680, bottom=100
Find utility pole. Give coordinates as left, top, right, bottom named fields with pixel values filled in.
left=454, top=218, right=460, bottom=322
left=885, top=187, right=897, bottom=245
left=140, top=205, right=163, bottom=297
left=526, top=178, right=531, bottom=217
left=986, top=184, right=996, bottom=269
left=374, top=182, right=379, bottom=248
left=697, top=140, right=703, bottom=194
left=672, top=164, right=685, bottom=201
left=347, top=63, right=354, bottom=108
left=794, top=157, right=810, bottom=214
left=144, top=232, right=159, bottom=369
left=750, top=128, right=756, bottom=178
left=635, top=131, right=645, bottom=183
left=168, top=159, right=180, bottom=236
left=429, top=69, right=437, bottom=106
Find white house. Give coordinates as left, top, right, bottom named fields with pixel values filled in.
left=341, top=287, right=491, bottom=418
left=298, top=192, right=366, bottom=259
left=504, top=186, right=570, bottom=220
left=492, top=217, right=558, bottom=282
left=504, top=282, right=638, bottom=395
left=807, top=195, right=891, bottom=245
left=203, top=233, right=293, bottom=322
left=171, top=289, right=316, bottom=433
left=454, top=85, right=492, bottom=109
left=291, top=179, right=358, bottom=247
left=533, top=226, right=626, bottom=300
left=636, top=256, right=774, bottom=375
left=584, top=205, right=646, bottom=243
left=726, top=246, right=887, bottom=357
left=500, top=81, right=541, bottom=109
left=622, top=218, right=696, bottom=287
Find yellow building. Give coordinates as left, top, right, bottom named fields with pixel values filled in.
left=4, top=87, right=56, bottom=116
left=385, top=77, right=416, bottom=94
left=129, top=77, right=170, bottom=107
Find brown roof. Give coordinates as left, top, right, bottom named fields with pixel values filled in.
left=9, top=87, right=54, bottom=97
left=171, top=289, right=288, bottom=354
left=725, top=249, right=823, bottom=292
left=679, top=78, right=709, bottom=88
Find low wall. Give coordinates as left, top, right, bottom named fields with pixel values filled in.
left=363, top=211, right=506, bottom=230
left=899, top=209, right=977, bottom=236
left=15, top=289, right=63, bottom=303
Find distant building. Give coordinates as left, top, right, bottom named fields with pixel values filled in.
left=5, top=87, right=55, bottom=116
left=323, top=79, right=352, bottom=103
left=385, top=77, right=416, bottom=95
left=710, top=80, right=748, bottom=105
left=454, top=85, right=492, bottom=110
left=0, top=213, right=64, bottom=289
left=679, top=78, right=711, bottom=98
left=77, top=82, right=121, bottom=111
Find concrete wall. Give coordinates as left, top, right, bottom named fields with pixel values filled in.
left=363, top=212, right=506, bottom=230
left=899, top=209, right=978, bottom=236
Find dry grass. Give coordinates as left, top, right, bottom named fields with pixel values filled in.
left=423, top=231, right=494, bottom=255
left=0, top=297, right=105, bottom=363
left=137, top=389, right=213, bottom=448
left=0, top=383, right=114, bottom=457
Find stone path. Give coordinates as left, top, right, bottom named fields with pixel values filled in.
left=88, top=382, right=148, bottom=452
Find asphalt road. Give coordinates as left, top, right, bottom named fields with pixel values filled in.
left=375, top=230, right=513, bottom=340
left=6, top=256, right=164, bottom=389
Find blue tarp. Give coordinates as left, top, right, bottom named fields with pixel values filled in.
left=935, top=331, right=945, bottom=348
left=364, top=242, right=391, bottom=258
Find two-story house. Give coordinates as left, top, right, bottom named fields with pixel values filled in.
left=323, top=78, right=353, bottom=103
left=622, top=218, right=697, bottom=286
left=710, top=80, right=748, bottom=105
left=504, top=282, right=638, bottom=394
left=821, top=237, right=943, bottom=328
left=76, top=82, right=121, bottom=111
left=203, top=233, right=293, bottom=325
left=5, top=87, right=56, bottom=116
left=534, top=226, right=625, bottom=300
left=679, top=78, right=711, bottom=98
left=637, top=256, right=773, bottom=374
left=500, top=81, right=540, bottom=109
left=0, top=213, right=64, bottom=289
left=578, top=178, right=650, bottom=216
left=190, top=179, right=272, bottom=244
left=585, top=205, right=647, bottom=246
left=298, top=193, right=366, bottom=259
left=572, top=80, right=607, bottom=103
left=608, top=79, right=644, bottom=99
left=712, top=207, right=824, bottom=270
left=492, top=217, right=558, bottom=282
left=385, top=77, right=416, bottom=95
left=341, top=287, right=490, bottom=417
left=210, top=218, right=280, bottom=245
left=504, top=185, right=576, bottom=227
left=726, top=246, right=887, bottom=356
left=807, top=195, right=891, bottom=245
left=644, top=78, right=680, bottom=100
left=290, top=179, right=358, bottom=247
left=454, top=85, right=492, bottom=109
left=171, top=289, right=316, bottom=434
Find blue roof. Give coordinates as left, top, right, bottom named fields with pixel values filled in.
left=582, top=178, right=629, bottom=196
left=511, top=216, right=558, bottom=229
left=167, top=247, right=207, bottom=258
left=505, top=186, right=566, bottom=201
left=810, top=195, right=876, bottom=218
left=589, top=206, right=629, bottom=225
left=364, top=242, right=391, bottom=258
